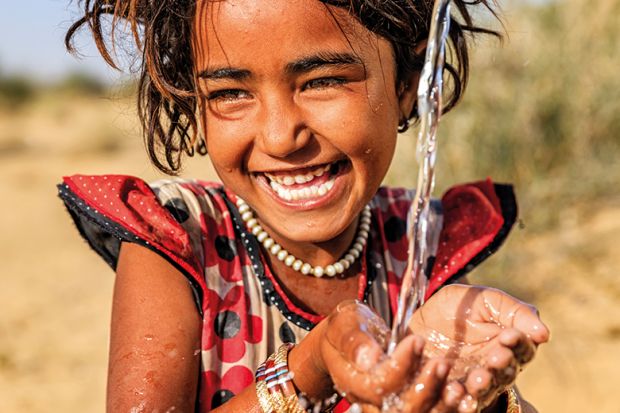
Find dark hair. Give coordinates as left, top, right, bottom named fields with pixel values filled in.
left=66, top=0, right=501, bottom=174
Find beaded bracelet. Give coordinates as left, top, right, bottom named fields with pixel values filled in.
left=255, top=343, right=305, bottom=413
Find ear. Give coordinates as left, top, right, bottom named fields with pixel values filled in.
left=397, top=71, right=421, bottom=121
left=397, top=40, right=427, bottom=120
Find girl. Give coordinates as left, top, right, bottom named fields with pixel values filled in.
left=60, top=0, right=549, bottom=412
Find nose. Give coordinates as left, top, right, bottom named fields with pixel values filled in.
left=258, top=93, right=311, bottom=158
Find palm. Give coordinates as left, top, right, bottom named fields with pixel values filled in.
left=408, top=284, right=547, bottom=381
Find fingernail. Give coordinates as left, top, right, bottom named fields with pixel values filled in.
left=436, top=362, right=449, bottom=380
left=413, top=336, right=425, bottom=355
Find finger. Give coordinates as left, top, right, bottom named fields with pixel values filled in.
left=514, top=305, right=550, bottom=345
left=457, top=394, right=478, bottom=413
left=433, top=381, right=465, bottom=413
left=481, top=344, right=518, bottom=387
left=400, top=358, right=450, bottom=413
left=325, top=304, right=388, bottom=369
left=498, top=328, right=537, bottom=365
left=490, top=294, right=550, bottom=344
left=323, top=334, right=423, bottom=405
left=485, top=345, right=514, bottom=371
left=463, top=367, right=493, bottom=400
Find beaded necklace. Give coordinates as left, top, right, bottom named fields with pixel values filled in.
left=235, top=198, right=371, bottom=278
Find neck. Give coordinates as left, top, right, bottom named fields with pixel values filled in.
left=259, top=211, right=360, bottom=269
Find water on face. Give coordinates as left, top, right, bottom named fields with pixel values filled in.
left=383, top=0, right=453, bottom=411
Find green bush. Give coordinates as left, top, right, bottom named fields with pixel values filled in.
left=0, top=76, right=36, bottom=108
left=55, top=72, right=106, bottom=96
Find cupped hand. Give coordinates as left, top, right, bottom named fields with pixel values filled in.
left=317, top=300, right=456, bottom=412
left=407, top=284, right=550, bottom=411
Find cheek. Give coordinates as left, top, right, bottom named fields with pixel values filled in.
left=204, top=113, right=254, bottom=170
left=304, top=93, right=397, bottom=152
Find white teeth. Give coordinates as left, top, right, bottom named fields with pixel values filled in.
left=264, top=163, right=334, bottom=186
left=269, top=175, right=337, bottom=201
left=262, top=162, right=341, bottom=202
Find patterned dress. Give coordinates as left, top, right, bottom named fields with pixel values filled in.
left=57, top=175, right=516, bottom=412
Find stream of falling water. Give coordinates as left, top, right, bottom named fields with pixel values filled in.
left=381, top=1, right=452, bottom=410
left=387, top=0, right=452, bottom=355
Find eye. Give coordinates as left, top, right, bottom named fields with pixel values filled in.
left=303, top=77, right=347, bottom=91
left=206, top=89, right=251, bottom=102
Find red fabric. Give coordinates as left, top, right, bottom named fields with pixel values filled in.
left=426, top=178, right=505, bottom=297
left=334, top=399, right=351, bottom=412
left=62, top=174, right=208, bottom=310
left=62, top=174, right=511, bottom=413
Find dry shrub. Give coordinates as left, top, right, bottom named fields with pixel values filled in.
left=388, top=0, right=620, bottom=230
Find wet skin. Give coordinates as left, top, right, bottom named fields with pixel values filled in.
left=309, top=285, right=549, bottom=413
left=192, top=0, right=415, bottom=270
left=106, top=0, right=549, bottom=412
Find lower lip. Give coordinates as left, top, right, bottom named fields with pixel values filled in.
left=255, top=163, right=349, bottom=211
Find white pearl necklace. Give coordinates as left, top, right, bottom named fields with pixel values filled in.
left=235, top=198, right=372, bottom=278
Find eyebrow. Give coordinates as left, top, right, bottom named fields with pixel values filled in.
left=196, top=67, right=251, bottom=81
left=196, top=52, right=363, bottom=80
left=285, top=52, right=363, bottom=74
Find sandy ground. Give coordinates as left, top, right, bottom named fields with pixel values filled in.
left=0, top=95, right=619, bottom=412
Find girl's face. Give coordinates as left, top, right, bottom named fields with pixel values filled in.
left=192, top=0, right=417, bottom=254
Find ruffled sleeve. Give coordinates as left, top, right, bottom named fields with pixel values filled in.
left=57, top=174, right=208, bottom=312
left=426, top=179, right=517, bottom=296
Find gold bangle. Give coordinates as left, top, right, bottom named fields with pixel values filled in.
left=256, top=344, right=304, bottom=413
left=274, top=344, right=305, bottom=413
left=506, top=386, right=521, bottom=413
left=256, top=379, right=275, bottom=413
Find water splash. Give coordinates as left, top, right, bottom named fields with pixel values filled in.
left=388, top=0, right=453, bottom=354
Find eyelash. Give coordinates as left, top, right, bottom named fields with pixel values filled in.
left=206, top=89, right=250, bottom=102
left=206, top=77, right=348, bottom=102
left=303, top=77, right=347, bottom=91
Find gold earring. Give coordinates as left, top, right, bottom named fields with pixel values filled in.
left=196, top=133, right=207, bottom=155
left=398, top=117, right=410, bottom=133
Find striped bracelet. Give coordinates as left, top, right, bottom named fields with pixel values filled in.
left=255, top=343, right=304, bottom=413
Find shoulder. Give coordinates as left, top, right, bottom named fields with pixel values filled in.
left=58, top=174, right=230, bottom=231
left=373, top=180, right=517, bottom=296
left=57, top=174, right=234, bottom=312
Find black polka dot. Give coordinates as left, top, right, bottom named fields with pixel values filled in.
left=384, top=216, right=406, bottom=242
left=214, top=310, right=241, bottom=339
left=163, top=198, right=190, bottom=223
left=211, top=389, right=235, bottom=409
left=279, top=322, right=296, bottom=344
left=424, top=255, right=436, bottom=277
left=215, top=236, right=237, bottom=261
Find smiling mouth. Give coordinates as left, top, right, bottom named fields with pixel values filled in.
left=257, top=160, right=347, bottom=202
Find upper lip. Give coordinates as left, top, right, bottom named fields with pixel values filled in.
left=252, top=160, right=343, bottom=175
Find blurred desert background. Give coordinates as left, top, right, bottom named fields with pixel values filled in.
left=1, top=0, right=619, bottom=412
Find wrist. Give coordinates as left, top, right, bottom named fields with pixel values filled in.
left=288, top=320, right=333, bottom=399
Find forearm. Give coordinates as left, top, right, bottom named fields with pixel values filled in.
left=210, top=383, right=265, bottom=413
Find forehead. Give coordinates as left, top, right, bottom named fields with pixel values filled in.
left=192, top=0, right=385, bottom=69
